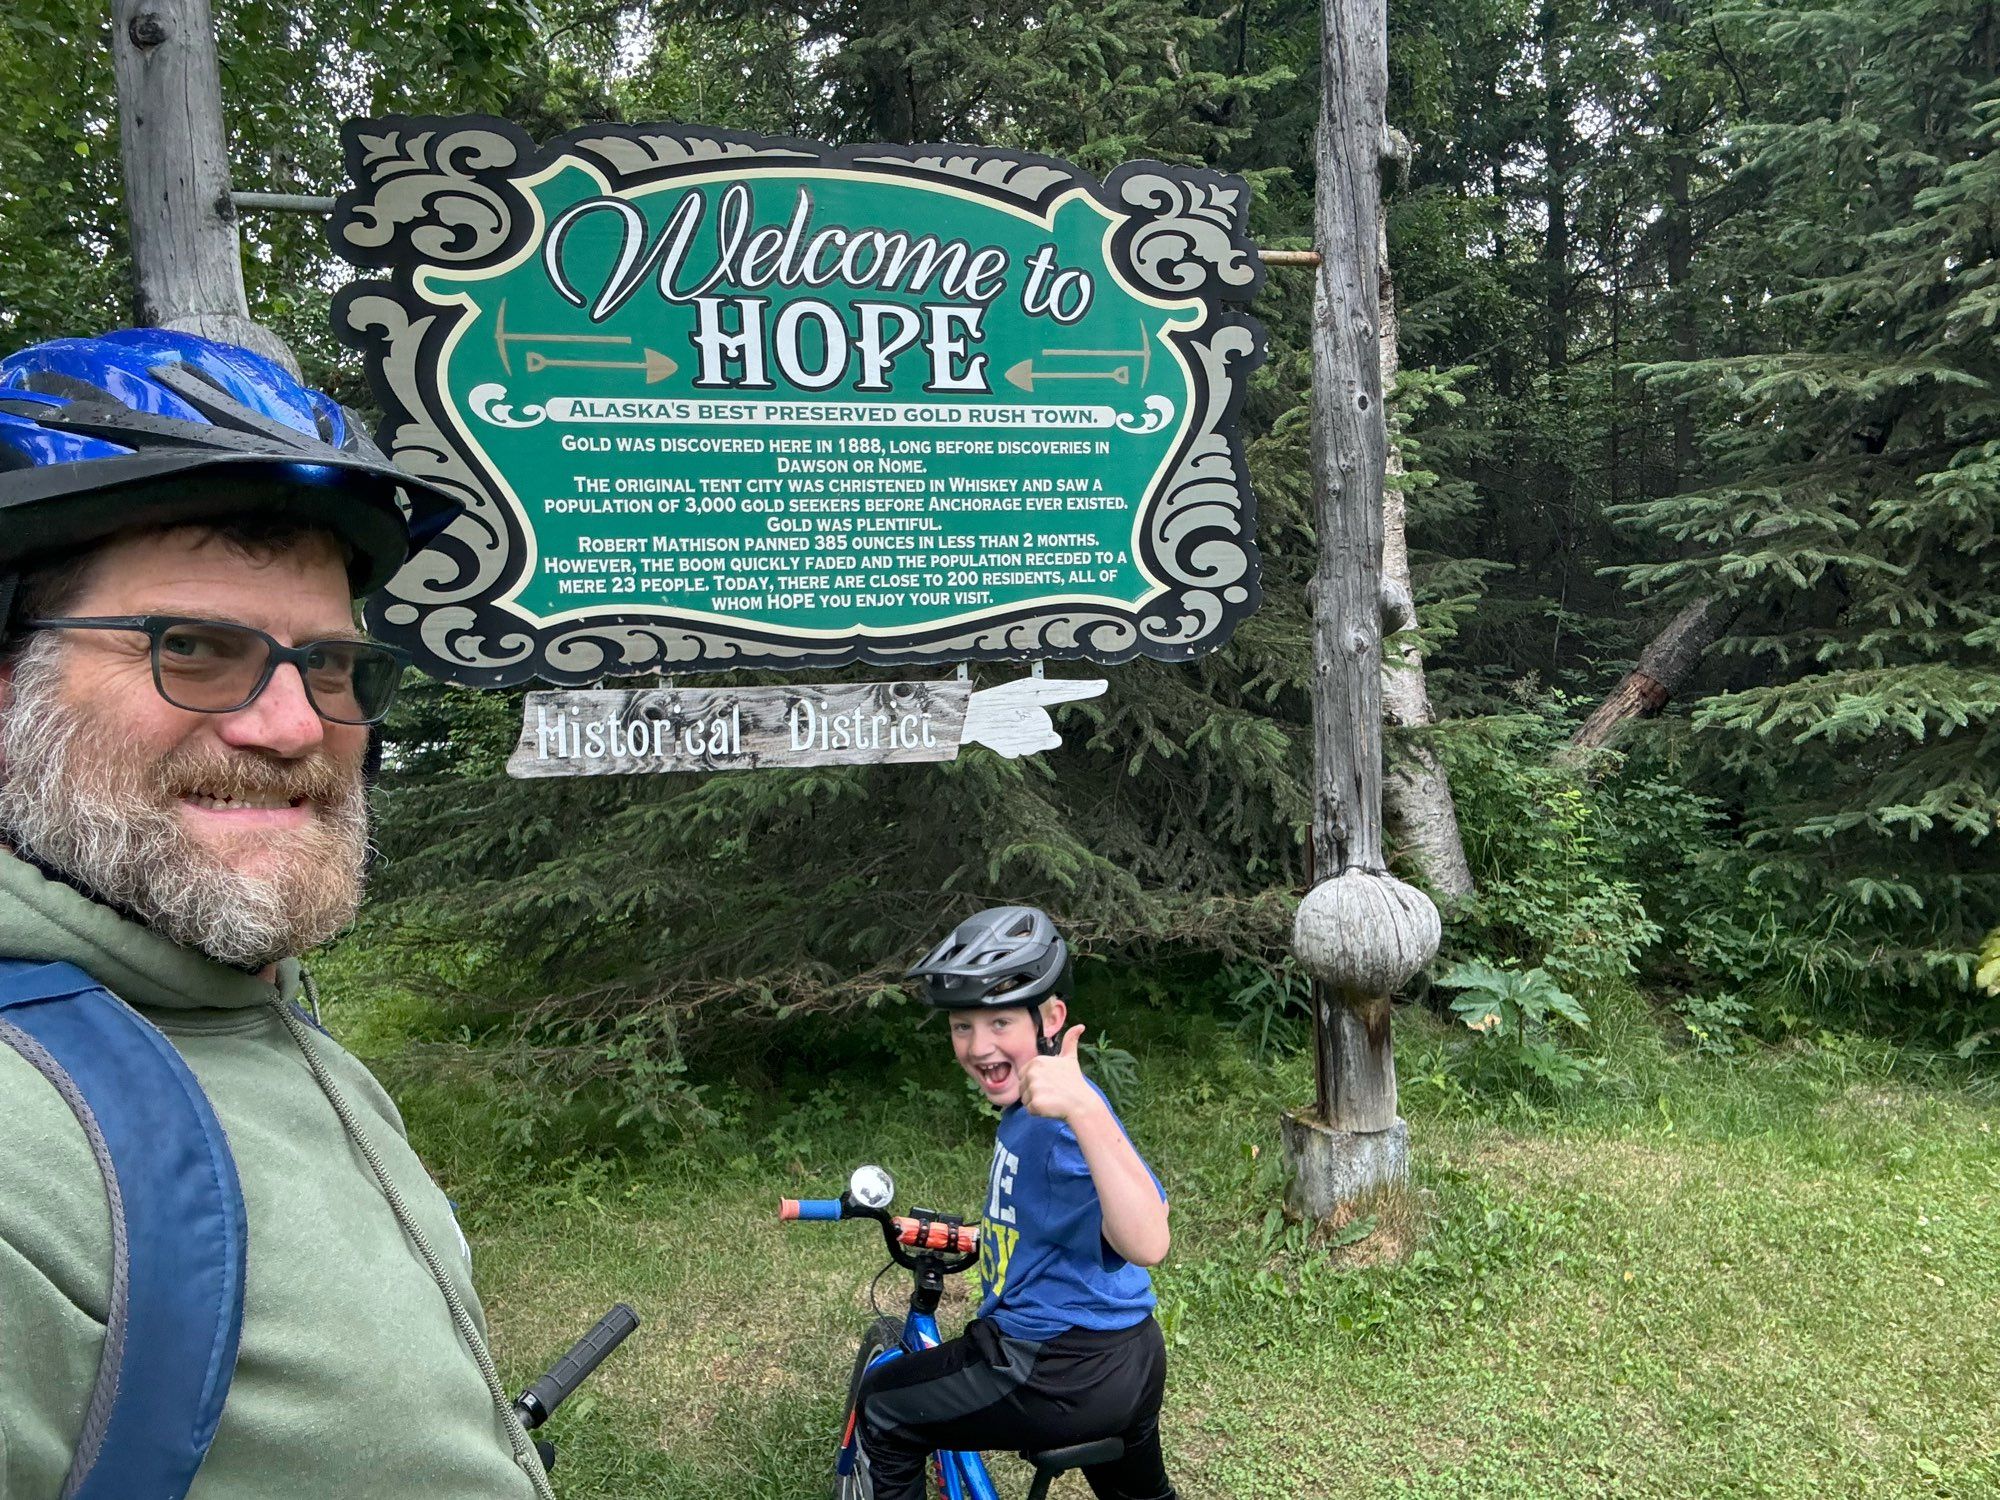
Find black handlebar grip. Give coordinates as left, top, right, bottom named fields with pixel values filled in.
left=514, top=1303, right=641, bottom=1429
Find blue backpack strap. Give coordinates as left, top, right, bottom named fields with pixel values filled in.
left=0, top=959, right=246, bottom=1500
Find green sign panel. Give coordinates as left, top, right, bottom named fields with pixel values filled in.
left=334, top=118, right=1264, bottom=685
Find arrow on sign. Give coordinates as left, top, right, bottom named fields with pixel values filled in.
left=493, top=298, right=635, bottom=374
left=961, top=676, right=1108, bottom=758
left=525, top=348, right=680, bottom=383
left=1040, top=321, right=1155, bottom=384
left=1005, top=359, right=1130, bottom=392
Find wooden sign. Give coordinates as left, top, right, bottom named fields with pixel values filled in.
left=508, top=676, right=1106, bottom=777
left=332, top=117, right=1264, bottom=686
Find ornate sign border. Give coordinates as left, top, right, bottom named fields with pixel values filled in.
left=332, top=116, right=1265, bottom=687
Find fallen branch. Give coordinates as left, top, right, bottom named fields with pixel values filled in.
left=1570, top=595, right=1742, bottom=753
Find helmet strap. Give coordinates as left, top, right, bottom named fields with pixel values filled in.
left=1031, top=1001, right=1061, bottom=1056
left=0, top=571, right=17, bottom=649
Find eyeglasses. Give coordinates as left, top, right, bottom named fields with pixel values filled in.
left=19, top=615, right=410, bottom=725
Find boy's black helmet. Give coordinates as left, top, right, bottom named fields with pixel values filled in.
left=908, top=906, right=1073, bottom=1012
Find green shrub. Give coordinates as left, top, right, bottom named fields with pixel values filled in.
left=1434, top=959, right=1599, bottom=1093
left=1671, top=990, right=1753, bottom=1058
left=1223, top=956, right=1311, bottom=1062
left=1619, top=726, right=2000, bottom=1049
left=1434, top=702, right=1679, bottom=988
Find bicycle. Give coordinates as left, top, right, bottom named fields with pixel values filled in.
left=781, top=1164, right=1125, bottom=1500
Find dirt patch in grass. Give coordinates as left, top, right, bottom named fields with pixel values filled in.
left=1309, top=1180, right=1430, bottom=1267
left=1813, top=1083, right=1925, bottom=1123
left=1464, top=1133, right=1726, bottom=1208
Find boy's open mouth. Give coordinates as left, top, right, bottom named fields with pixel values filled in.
left=974, top=1061, right=1014, bottom=1090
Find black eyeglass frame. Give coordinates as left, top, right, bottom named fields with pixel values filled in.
left=18, top=614, right=411, bottom=725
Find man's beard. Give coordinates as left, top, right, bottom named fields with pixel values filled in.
left=0, top=637, right=372, bottom=970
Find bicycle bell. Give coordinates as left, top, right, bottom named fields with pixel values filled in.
left=848, top=1164, right=895, bottom=1209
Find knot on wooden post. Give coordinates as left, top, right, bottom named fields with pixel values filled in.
left=1293, top=867, right=1440, bottom=995
left=128, top=10, right=169, bottom=46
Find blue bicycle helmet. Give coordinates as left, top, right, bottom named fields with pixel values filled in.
left=0, top=328, right=461, bottom=598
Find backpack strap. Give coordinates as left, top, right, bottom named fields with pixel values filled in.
left=0, top=959, right=246, bottom=1500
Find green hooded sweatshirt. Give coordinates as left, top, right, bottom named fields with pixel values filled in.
left=0, top=852, right=553, bottom=1499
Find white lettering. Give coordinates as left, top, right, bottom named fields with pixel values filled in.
left=692, top=297, right=771, bottom=388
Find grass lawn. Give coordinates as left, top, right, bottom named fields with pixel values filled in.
left=334, top=975, right=2000, bottom=1499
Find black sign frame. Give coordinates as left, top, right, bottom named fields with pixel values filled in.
left=333, top=116, right=1265, bottom=687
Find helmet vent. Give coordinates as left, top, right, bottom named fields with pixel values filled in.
left=151, top=362, right=315, bottom=446
left=905, top=905, right=1072, bottom=1012
left=162, top=360, right=234, bottom=401
left=0, top=394, right=64, bottom=417
left=19, top=371, right=103, bottom=403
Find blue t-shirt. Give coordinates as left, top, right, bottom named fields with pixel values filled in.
left=976, top=1083, right=1164, bottom=1341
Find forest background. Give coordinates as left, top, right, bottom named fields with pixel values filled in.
left=2, top=0, right=1997, bottom=1155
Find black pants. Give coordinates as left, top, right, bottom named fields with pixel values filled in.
left=855, top=1315, right=1176, bottom=1500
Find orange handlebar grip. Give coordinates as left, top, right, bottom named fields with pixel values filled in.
left=779, top=1199, right=800, bottom=1220
left=893, top=1217, right=978, bottom=1254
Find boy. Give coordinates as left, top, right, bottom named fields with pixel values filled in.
left=856, top=906, right=1178, bottom=1500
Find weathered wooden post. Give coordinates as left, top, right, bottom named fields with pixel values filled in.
left=110, top=0, right=296, bottom=372
left=1280, top=0, right=1442, bottom=1218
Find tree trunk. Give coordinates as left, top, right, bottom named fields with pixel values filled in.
left=1539, top=0, right=1573, bottom=377
left=111, top=0, right=295, bottom=373
left=1569, top=595, right=1740, bottom=752
left=1538, top=0, right=1578, bottom=668
left=1286, top=0, right=1442, bottom=1220
left=1658, top=0, right=1698, bottom=487
left=1376, top=215, right=1475, bottom=908
left=1303, top=0, right=1393, bottom=891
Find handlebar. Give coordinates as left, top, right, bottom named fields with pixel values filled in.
left=513, top=1303, right=641, bottom=1430
left=779, top=1192, right=980, bottom=1274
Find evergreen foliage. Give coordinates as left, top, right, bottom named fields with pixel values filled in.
left=1611, top=0, right=1999, bottom=1035
left=2, top=0, right=1995, bottom=1073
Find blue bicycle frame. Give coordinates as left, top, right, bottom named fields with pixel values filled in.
left=783, top=1186, right=995, bottom=1499
left=837, top=1307, right=1001, bottom=1500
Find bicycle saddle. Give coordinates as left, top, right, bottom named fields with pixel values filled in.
left=1022, top=1437, right=1127, bottom=1474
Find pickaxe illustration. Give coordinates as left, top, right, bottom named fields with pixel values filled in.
left=1005, top=360, right=1131, bottom=391
left=493, top=298, right=640, bottom=375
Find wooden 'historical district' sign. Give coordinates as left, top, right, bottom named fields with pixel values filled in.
left=332, top=118, right=1266, bottom=701
left=506, top=676, right=1108, bottom=776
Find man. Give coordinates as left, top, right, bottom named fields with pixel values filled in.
left=0, top=329, right=555, bottom=1498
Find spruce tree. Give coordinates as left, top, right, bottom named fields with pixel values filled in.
left=1612, top=0, right=2000, bottom=1036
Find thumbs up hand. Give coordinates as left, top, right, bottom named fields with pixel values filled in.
left=1019, top=1025, right=1096, bottom=1122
